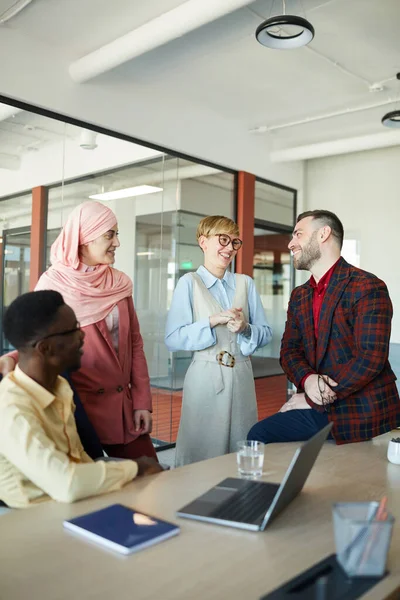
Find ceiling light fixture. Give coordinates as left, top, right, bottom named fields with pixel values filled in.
left=89, top=185, right=163, bottom=201
left=382, top=73, right=400, bottom=128
left=80, top=129, right=98, bottom=150
left=256, top=0, right=314, bottom=50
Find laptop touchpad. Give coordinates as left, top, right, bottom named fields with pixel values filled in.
left=201, top=486, right=238, bottom=504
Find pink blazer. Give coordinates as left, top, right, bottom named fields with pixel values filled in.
left=6, top=297, right=152, bottom=446
left=71, top=297, right=152, bottom=445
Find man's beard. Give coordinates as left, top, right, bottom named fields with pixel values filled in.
left=294, top=231, right=321, bottom=271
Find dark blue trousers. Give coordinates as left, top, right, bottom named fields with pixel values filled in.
left=247, top=409, right=331, bottom=444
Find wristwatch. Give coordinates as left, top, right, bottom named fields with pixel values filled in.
left=242, top=323, right=252, bottom=339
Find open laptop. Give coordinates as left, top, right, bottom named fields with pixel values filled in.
left=177, top=422, right=332, bottom=531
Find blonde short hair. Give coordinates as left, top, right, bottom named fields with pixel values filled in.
left=196, top=215, right=240, bottom=241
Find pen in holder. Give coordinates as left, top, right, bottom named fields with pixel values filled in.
left=332, top=499, right=394, bottom=578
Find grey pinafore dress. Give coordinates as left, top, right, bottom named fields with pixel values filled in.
left=175, top=272, right=258, bottom=467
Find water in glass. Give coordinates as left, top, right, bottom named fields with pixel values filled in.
left=237, top=440, right=264, bottom=478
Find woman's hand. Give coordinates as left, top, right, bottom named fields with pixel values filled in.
left=0, top=356, right=16, bottom=377
left=209, top=308, right=241, bottom=329
left=133, top=409, right=153, bottom=434
left=226, top=309, right=247, bottom=334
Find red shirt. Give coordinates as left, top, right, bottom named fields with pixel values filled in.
left=300, top=259, right=340, bottom=389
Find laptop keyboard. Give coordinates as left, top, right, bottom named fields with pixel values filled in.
left=211, top=481, right=279, bottom=523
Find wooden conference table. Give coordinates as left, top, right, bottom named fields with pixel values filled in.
left=1, top=432, right=400, bottom=600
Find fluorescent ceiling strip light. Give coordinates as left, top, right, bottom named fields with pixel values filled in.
left=89, top=185, right=162, bottom=201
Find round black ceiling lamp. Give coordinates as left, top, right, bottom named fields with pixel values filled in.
left=256, top=0, right=314, bottom=51
left=381, top=110, right=400, bottom=128
left=382, top=73, right=400, bottom=128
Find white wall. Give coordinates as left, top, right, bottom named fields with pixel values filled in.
left=306, top=146, right=400, bottom=342
left=255, top=185, right=295, bottom=226
left=0, top=28, right=303, bottom=192
left=180, top=179, right=233, bottom=217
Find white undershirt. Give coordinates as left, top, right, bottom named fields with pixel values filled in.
left=81, top=263, right=120, bottom=352
left=105, top=305, right=119, bottom=353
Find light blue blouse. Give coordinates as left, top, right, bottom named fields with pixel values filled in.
left=165, top=266, right=273, bottom=357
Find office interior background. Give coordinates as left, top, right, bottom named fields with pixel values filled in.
left=0, top=0, right=399, bottom=449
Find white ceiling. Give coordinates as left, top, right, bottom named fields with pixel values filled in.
left=2, top=0, right=400, bottom=154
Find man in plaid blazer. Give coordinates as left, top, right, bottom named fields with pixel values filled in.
left=248, top=210, right=400, bottom=445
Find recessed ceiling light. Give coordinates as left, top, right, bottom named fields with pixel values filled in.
left=89, top=185, right=163, bottom=201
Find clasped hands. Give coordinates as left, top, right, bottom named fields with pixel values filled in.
left=209, top=308, right=246, bottom=334
left=305, top=374, right=338, bottom=406
left=280, top=374, right=338, bottom=412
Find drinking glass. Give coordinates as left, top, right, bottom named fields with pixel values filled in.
left=236, top=440, right=264, bottom=478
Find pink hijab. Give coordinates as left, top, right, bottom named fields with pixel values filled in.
left=35, top=201, right=133, bottom=327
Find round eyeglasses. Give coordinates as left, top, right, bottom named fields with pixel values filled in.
left=216, top=234, right=242, bottom=251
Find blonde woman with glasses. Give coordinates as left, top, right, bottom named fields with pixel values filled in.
left=165, top=215, right=272, bottom=466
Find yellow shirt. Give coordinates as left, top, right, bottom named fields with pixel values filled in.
left=0, top=366, right=138, bottom=508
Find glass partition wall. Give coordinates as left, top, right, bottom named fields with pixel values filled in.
left=0, top=99, right=295, bottom=449
left=0, top=194, right=32, bottom=354
left=0, top=105, right=236, bottom=447
left=254, top=179, right=296, bottom=357
left=253, top=179, right=296, bottom=414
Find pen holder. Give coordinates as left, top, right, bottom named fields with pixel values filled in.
left=332, top=502, right=394, bottom=578
left=387, top=439, right=400, bottom=465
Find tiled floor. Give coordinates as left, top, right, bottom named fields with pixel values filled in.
left=151, top=374, right=287, bottom=444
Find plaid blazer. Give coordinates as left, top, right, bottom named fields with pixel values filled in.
left=280, top=257, right=400, bottom=444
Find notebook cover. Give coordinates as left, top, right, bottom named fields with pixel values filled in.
left=63, top=503, right=180, bottom=555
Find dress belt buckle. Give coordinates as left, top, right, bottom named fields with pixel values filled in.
left=216, top=350, right=235, bottom=368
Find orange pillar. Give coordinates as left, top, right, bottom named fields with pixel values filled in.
left=30, top=186, right=48, bottom=291
left=235, top=171, right=255, bottom=276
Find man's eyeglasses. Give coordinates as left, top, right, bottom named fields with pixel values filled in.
left=317, top=374, right=335, bottom=413
left=216, top=234, right=243, bottom=251
left=31, top=324, right=81, bottom=348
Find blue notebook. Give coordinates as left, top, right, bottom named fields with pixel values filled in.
left=63, top=504, right=180, bottom=555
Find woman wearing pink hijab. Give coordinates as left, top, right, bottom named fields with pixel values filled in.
left=0, top=201, right=156, bottom=461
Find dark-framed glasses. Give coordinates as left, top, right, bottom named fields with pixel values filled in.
left=317, top=374, right=335, bottom=413
left=32, top=323, right=81, bottom=348
left=216, top=233, right=242, bottom=251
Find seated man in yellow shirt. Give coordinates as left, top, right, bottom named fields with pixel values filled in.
left=0, top=290, right=162, bottom=508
